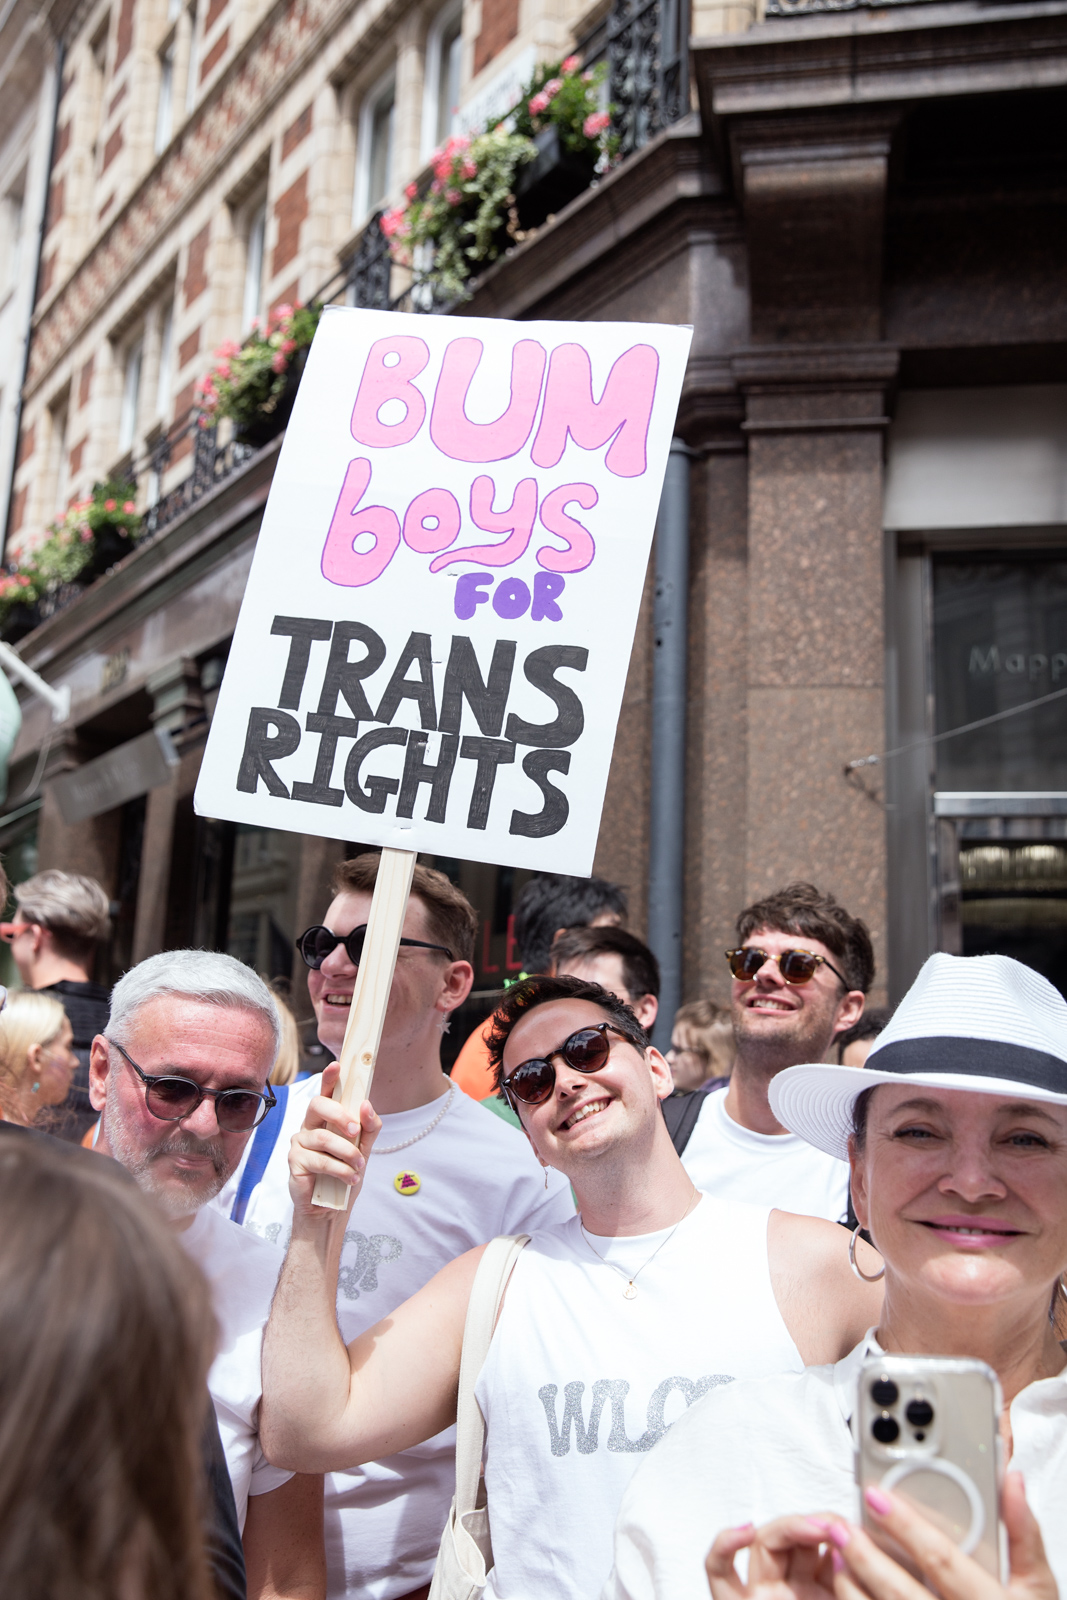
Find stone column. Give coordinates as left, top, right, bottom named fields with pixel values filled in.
left=131, top=659, right=205, bottom=963
left=729, top=109, right=902, bottom=1001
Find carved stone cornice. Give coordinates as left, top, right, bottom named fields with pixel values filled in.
left=27, top=0, right=409, bottom=394
left=731, top=341, right=900, bottom=391
left=692, top=0, right=1067, bottom=123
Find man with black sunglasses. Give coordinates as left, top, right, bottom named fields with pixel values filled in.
left=87, top=948, right=327, bottom=1600
left=677, top=882, right=872, bottom=1222
left=212, top=853, right=574, bottom=1600
left=262, top=973, right=885, bottom=1600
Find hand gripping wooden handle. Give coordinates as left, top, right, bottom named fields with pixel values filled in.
left=311, top=846, right=417, bottom=1210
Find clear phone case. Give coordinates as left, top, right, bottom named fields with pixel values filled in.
left=854, top=1353, right=1005, bottom=1584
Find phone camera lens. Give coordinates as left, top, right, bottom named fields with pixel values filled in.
left=870, top=1378, right=899, bottom=1408
left=906, top=1399, right=934, bottom=1429
left=872, top=1415, right=900, bottom=1444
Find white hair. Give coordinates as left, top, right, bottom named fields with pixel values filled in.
left=108, top=950, right=281, bottom=1058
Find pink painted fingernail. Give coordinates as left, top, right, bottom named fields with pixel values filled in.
left=865, top=1486, right=892, bottom=1516
left=825, top=1523, right=850, bottom=1550
left=806, top=1518, right=832, bottom=1533
left=832, top=1550, right=845, bottom=1574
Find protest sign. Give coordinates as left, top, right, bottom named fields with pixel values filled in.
left=195, top=307, right=691, bottom=1204
left=194, top=307, right=692, bottom=877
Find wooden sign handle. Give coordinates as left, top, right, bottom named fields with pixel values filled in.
left=311, top=846, right=417, bottom=1210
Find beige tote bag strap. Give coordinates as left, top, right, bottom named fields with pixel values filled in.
left=453, top=1234, right=529, bottom=1521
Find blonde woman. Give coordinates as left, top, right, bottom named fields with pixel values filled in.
left=667, top=999, right=735, bottom=1092
left=0, top=991, right=79, bottom=1127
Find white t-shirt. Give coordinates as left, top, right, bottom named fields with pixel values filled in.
left=178, top=1205, right=293, bottom=1530
left=603, top=1332, right=1067, bottom=1600
left=211, top=1074, right=575, bottom=1600
left=681, top=1084, right=850, bottom=1222
left=474, top=1196, right=805, bottom=1600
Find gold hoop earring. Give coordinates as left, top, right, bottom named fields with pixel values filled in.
left=849, top=1223, right=885, bottom=1283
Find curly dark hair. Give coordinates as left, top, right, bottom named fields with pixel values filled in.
left=735, top=882, right=875, bottom=995
left=486, top=974, right=648, bottom=1095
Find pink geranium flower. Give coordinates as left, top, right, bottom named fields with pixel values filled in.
left=543, top=78, right=563, bottom=98
left=271, top=351, right=287, bottom=374
left=446, top=188, right=462, bottom=205
left=123, top=501, right=135, bottom=512
left=405, top=182, right=418, bottom=199
left=583, top=111, right=610, bottom=138
left=529, top=91, right=550, bottom=115
left=562, top=55, right=580, bottom=72
left=104, top=499, right=116, bottom=512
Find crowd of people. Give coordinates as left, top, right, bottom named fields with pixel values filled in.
left=0, top=856, right=1064, bottom=1600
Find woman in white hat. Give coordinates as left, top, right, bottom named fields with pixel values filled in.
left=603, top=952, right=1066, bottom=1600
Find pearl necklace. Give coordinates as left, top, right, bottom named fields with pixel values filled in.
left=580, top=1188, right=700, bottom=1299
left=372, top=1079, right=456, bottom=1154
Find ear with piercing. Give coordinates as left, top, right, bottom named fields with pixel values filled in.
left=849, top=1224, right=884, bottom=1283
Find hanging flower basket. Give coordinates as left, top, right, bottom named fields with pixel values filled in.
left=380, top=55, right=617, bottom=304
left=0, top=479, right=143, bottom=639
left=514, top=124, right=599, bottom=231
left=195, top=304, right=320, bottom=440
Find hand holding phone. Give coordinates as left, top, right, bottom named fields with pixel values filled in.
left=855, top=1353, right=1004, bottom=1582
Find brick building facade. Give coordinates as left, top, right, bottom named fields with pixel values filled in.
left=3, top=0, right=1067, bottom=1038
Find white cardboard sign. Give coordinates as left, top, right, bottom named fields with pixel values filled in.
left=195, top=307, right=692, bottom=875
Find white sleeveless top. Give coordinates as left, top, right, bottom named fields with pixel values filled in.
left=474, top=1195, right=804, bottom=1600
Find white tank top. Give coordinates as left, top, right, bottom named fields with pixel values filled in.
left=474, top=1196, right=804, bottom=1600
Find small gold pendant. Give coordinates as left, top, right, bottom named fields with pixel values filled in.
left=623, top=1282, right=637, bottom=1299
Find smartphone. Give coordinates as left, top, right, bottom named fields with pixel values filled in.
left=854, top=1354, right=1005, bottom=1583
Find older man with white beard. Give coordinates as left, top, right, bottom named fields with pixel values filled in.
left=88, top=949, right=325, bottom=1600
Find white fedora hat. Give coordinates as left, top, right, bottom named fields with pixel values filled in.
left=769, top=952, right=1067, bottom=1162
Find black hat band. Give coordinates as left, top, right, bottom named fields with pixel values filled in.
left=869, top=1036, right=1067, bottom=1096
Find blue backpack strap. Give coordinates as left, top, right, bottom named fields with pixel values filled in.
left=231, top=1083, right=289, bottom=1226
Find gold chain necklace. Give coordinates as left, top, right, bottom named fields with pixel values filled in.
left=580, top=1189, right=700, bottom=1299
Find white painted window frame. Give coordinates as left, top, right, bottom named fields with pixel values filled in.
left=421, top=0, right=464, bottom=162
left=353, top=66, right=397, bottom=226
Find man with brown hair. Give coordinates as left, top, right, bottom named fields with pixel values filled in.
left=551, top=924, right=659, bottom=1032
left=212, top=852, right=573, bottom=1600
left=2, top=870, right=112, bottom=1141
left=677, top=882, right=872, bottom=1221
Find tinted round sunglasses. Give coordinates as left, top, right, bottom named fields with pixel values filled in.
left=500, top=1021, right=640, bottom=1108
left=296, top=923, right=454, bottom=970
left=108, top=1039, right=276, bottom=1132
left=724, top=946, right=848, bottom=988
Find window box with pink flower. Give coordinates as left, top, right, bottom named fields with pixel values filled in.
left=195, top=303, right=322, bottom=449
left=511, top=58, right=616, bottom=231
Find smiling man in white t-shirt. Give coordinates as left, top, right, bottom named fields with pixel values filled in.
left=213, top=854, right=573, bottom=1600
left=87, top=948, right=325, bottom=1600
left=678, top=882, right=871, bottom=1222
left=260, top=973, right=886, bottom=1600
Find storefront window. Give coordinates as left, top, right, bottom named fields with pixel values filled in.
left=933, top=555, right=1067, bottom=791
left=934, top=554, right=1067, bottom=995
